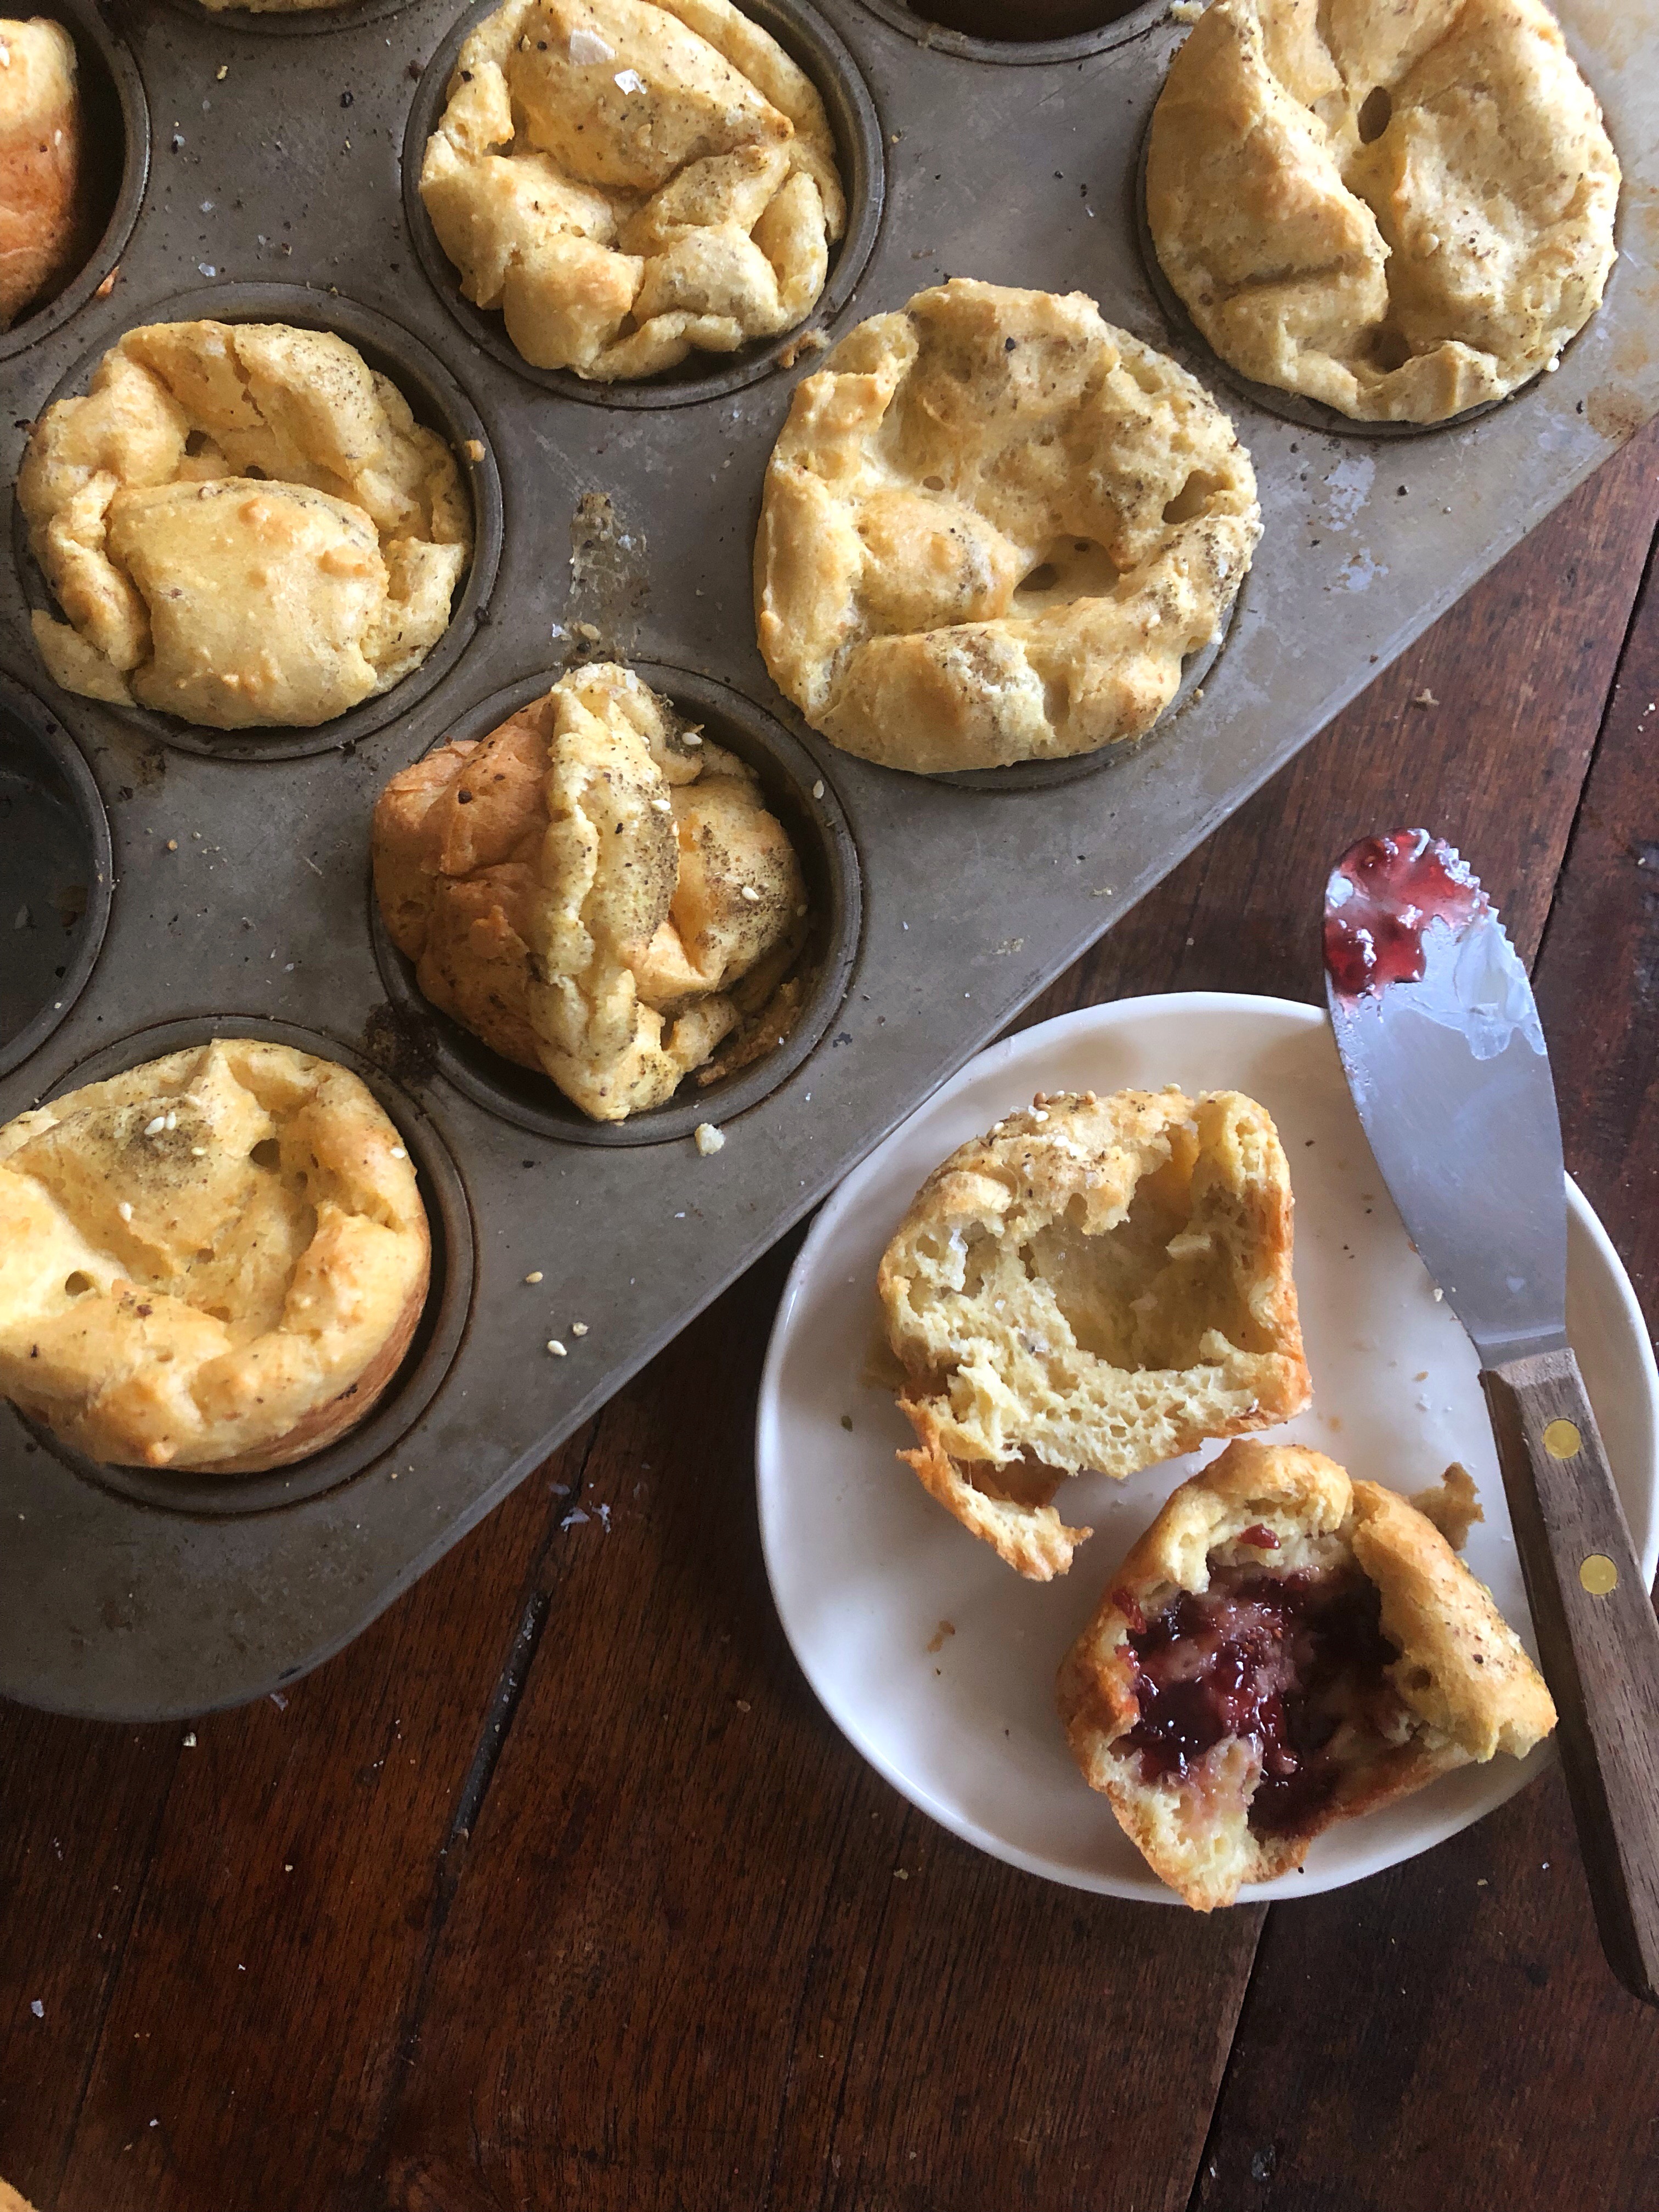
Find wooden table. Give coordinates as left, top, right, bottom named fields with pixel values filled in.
left=3, top=420, right=1656, bottom=2212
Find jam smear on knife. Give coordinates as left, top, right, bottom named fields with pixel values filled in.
left=1323, top=829, right=1485, bottom=1001
left=1120, top=1564, right=1400, bottom=1837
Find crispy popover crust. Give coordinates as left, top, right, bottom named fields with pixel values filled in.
left=0, top=1041, right=431, bottom=1473
left=1147, top=0, right=1620, bottom=423
left=419, top=0, right=845, bottom=380
left=373, top=661, right=808, bottom=1121
left=754, top=278, right=1260, bottom=774
left=876, top=1087, right=1310, bottom=1579
left=0, top=17, right=82, bottom=329
left=19, top=321, right=472, bottom=728
left=1057, top=1441, right=1556, bottom=1908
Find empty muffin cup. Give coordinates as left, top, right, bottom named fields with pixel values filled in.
left=0, top=671, right=110, bottom=1078
left=853, top=0, right=1163, bottom=63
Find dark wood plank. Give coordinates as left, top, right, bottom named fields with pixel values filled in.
left=1192, top=459, right=1659, bottom=2210
left=368, top=1240, right=1264, bottom=2212
left=1194, top=1771, right=1659, bottom=2212
left=0, top=1719, right=179, bottom=2202
left=0, top=1430, right=592, bottom=2212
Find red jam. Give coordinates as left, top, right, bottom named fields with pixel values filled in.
left=1323, top=830, right=1485, bottom=1001
left=1120, top=1565, right=1399, bottom=1837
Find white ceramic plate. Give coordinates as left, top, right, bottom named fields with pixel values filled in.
left=756, top=995, right=1659, bottom=1904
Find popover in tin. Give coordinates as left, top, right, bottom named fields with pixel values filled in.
left=419, top=0, right=846, bottom=380
left=19, top=321, right=473, bottom=730
left=0, top=16, right=83, bottom=328
left=373, top=662, right=808, bottom=1121
left=754, top=279, right=1260, bottom=774
left=0, top=1040, right=431, bottom=1472
left=1057, top=1441, right=1556, bottom=1908
left=876, top=1086, right=1311, bottom=1580
left=1147, top=0, right=1620, bottom=423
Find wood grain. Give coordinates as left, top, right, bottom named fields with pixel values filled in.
left=372, top=1246, right=1264, bottom=2212
left=1483, top=1348, right=1659, bottom=2006
left=0, top=1429, right=592, bottom=2212
left=1193, top=432, right=1659, bottom=2210
left=1, top=430, right=1655, bottom=2212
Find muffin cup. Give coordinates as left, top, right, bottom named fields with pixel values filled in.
left=13, top=281, right=504, bottom=761
left=7, top=1014, right=475, bottom=1516
left=0, top=0, right=150, bottom=363
left=0, top=670, right=111, bottom=1077
left=1132, top=104, right=1620, bottom=441
left=853, top=0, right=1166, bottom=64
left=369, top=662, right=863, bottom=1146
left=402, top=0, right=887, bottom=408
left=155, top=0, right=416, bottom=33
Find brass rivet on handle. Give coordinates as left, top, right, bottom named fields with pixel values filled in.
left=1579, top=1554, right=1619, bottom=1595
left=1543, top=1418, right=1583, bottom=1459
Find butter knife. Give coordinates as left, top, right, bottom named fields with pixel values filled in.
left=1324, top=828, right=1659, bottom=2005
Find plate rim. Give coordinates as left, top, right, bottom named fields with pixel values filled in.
left=755, top=990, right=1659, bottom=1906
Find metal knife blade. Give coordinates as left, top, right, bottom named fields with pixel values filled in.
left=1324, top=830, right=1659, bottom=2008
left=1322, top=829, right=1567, bottom=1369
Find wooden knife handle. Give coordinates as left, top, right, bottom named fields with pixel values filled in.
left=1482, top=1347, right=1659, bottom=2005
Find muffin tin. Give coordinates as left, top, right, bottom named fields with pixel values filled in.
left=1, top=0, right=1653, bottom=1719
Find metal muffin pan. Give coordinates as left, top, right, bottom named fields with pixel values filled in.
left=1, top=0, right=1654, bottom=1719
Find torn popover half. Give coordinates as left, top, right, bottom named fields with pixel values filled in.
left=876, top=1087, right=1311, bottom=1579
left=1057, top=1441, right=1556, bottom=1908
